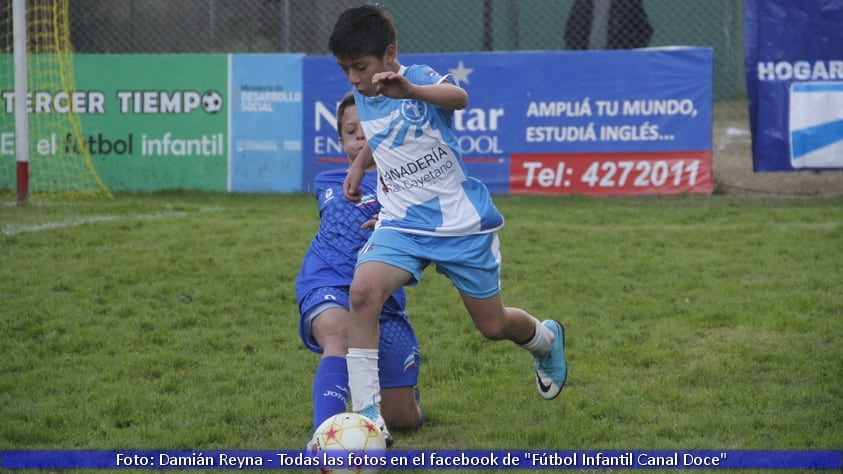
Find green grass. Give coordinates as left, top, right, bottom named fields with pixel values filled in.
left=1, top=192, right=842, bottom=472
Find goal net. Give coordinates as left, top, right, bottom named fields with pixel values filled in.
left=1, top=0, right=111, bottom=199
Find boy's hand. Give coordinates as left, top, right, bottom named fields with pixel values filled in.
left=343, top=165, right=364, bottom=201
left=372, top=71, right=412, bottom=98
left=360, top=215, right=378, bottom=230
left=345, top=141, right=375, bottom=201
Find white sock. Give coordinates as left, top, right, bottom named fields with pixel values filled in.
left=519, top=317, right=553, bottom=356
left=346, top=348, right=381, bottom=414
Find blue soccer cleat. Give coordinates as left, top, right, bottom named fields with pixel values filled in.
left=361, top=403, right=393, bottom=447
left=534, top=320, right=568, bottom=400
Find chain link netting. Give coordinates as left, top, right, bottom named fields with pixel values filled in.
left=67, top=0, right=744, bottom=98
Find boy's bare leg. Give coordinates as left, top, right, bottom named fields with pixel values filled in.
left=460, top=293, right=538, bottom=343
left=461, top=293, right=568, bottom=399
left=381, top=386, right=423, bottom=431
left=346, top=261, right=412, bottom=444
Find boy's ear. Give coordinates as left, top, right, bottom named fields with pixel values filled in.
left=384, top=44, right=397, bottom=65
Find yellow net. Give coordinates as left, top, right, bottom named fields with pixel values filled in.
left=1, top=0, right=111, bottom=199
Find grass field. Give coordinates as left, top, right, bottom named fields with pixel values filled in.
left=1, top=192, right=841, bottom=472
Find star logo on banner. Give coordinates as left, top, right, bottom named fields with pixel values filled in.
left=449, top=60, right=474, bottom=85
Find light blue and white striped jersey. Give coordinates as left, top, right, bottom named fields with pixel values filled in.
left=352, top=64, right=504, bottom=236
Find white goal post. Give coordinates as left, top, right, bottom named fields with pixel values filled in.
left=13, top=0, right=29, bottom=203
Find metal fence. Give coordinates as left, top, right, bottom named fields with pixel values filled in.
left=68, top=0, right=745, bottom=101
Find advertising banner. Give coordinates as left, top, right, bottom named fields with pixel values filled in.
left=1, top=54, right=306, bottom=193
left=4, top=50, right=711, bottom=195
left=74, top=55, right=229, bottom=191
left=745, top=0, right=843, bottom=171
left=229, top=54, right=303, bottom=192
left=304, top=49, right=713, bottom=195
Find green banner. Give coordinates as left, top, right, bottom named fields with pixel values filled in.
left=74, top=54, right=228, bottom=191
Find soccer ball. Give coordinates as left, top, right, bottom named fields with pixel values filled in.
left=201, top=90, right=223, bottom=114
left=309, top=412, right=386, bottom=474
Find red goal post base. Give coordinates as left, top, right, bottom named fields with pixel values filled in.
left=16, top=160, right=28, bottom=204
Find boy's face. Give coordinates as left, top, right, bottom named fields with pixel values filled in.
left=336, top=45, right=396, bottom=97
left=339, top=105, right=365, bottom=164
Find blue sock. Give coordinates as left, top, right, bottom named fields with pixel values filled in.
left=312, top=356, right=349, bottom=433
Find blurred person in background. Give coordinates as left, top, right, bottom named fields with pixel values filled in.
left=565, top=0, right=653, bottom=50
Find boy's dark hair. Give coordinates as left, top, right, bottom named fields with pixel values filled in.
left=336, top=92, right=356, bottom=134
left=328, top=5, right=396, bottom=60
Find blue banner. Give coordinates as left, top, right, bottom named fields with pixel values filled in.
left=229, top=54, right=304, bottom=192
left=303, top=49, right=713, bottom=196
left=744, top=0, right=843, bottom=171
left=3, top=450, right=840, bottom=469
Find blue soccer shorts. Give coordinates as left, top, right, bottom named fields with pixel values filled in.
left=357, top=228, right=502, bottom=299
left=298, top=286, right=420, bottom=389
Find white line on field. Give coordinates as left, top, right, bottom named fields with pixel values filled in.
left=2, top=208, right=219, bottom=236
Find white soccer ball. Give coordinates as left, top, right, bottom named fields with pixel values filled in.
left=309, top=412, right=386, bottom=474
left=201, top=90, right=223, bottom=114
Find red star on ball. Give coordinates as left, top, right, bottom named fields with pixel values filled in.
left=324, top=425, right=340, bottom=442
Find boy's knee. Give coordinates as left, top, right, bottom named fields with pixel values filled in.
left=383, top=407, right=423, bottom=432
left=474, top=319, right=508, bottom=341
left=348, top=281, right=378, bottom=309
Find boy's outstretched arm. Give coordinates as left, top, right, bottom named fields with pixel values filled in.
left=344, top=141, right=374, bottom=201
left=373, top=71, right=468, bottom=110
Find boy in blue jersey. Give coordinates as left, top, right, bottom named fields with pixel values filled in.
left=296, top=93, right=422, bottom=447
left=328, top=5, right=568, bottom=442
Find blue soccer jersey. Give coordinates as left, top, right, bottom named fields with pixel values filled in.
left=295, top=168, right=406, bottom=314
left=352, top=65, right=504, bottom=236
left=295, top=169, right=421, bottom=395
